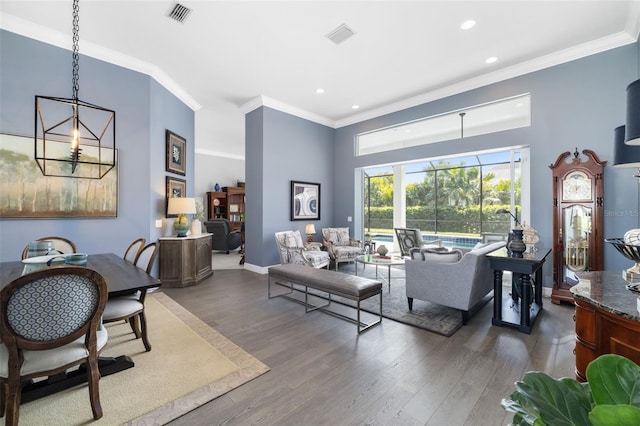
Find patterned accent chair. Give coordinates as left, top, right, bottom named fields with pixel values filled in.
left=275, top=230, right=330, bottom=269
left=0, top=266, right=109, bottom=424
left=394, top=228, right=442, bottom=257
left=322, top=227, right=364, bottom=270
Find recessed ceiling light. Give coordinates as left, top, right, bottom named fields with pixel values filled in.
left=460, top=20, right=476, bottom=30
left=316, top=88, right=325, bottom=94
left=352, top=105, right=360, bottom=110
left=485, top=56, right=498, bottom=64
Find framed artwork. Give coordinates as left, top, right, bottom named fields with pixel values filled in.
left=291, top=180, right=320, bottom=221
left=166, top=130, right=186, bottom=175
left=0, top=133, right=118, bottom=218
left=166, top=176, right=186, bottom=217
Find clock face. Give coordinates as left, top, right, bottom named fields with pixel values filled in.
left=562, top=171, right=591, bottom=201
left=213, top=198, right=220, bottom=206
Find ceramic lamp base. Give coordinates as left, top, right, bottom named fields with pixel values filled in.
left=174, top=214, right=191, bottom=237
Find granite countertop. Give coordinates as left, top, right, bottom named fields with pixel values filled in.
left=571, top=271, right=640, bottom=322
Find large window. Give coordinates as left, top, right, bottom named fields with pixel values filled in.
left=363, top=149, right=523, bottom=245
left=356, top=94, right=530, bottom=156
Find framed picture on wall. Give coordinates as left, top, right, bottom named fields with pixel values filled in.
left=291, top=180, right=320, bottom=221
left=166, top=130, right=186, bottom=175
left=166, top=176, right=186, bottom=217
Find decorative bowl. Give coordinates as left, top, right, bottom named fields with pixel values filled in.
left=605, top=238, right=640, bottom=282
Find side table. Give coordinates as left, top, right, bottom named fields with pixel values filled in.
left=159, top=233, right=213, bottom=287
left=305, top=242, right=323, bottom=251
left=487, top=247, right=551, bottom=334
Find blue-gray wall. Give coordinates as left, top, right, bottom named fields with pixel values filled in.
left=245, top=107, right=334, bottom=267
left=0, top=30, right=194, bottom=268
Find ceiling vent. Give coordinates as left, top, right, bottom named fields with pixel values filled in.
left=168, top=3, right=192, bottom=23
left=326, top=23, right=355, bottom=44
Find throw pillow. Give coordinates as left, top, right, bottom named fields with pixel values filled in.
left=471, top=242, right=488, bottom=251
left=335, top=228, right=350, bottom=245
left=421, top=247, right=463, bottom=263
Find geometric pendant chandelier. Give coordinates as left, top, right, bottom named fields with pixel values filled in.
left=34, top=0, right=116, bottom=179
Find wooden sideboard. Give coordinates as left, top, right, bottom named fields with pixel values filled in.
left=571, top=271, right=640, bottom=381
left=159, top=234, right=213, bottom=287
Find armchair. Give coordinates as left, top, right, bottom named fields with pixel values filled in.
left=405, top=241, right=506, bottom=324
left=394, top=228, right=441, bottom=257
left=275, top=230, right=330, bottom=269
left=322, top=227, right=364, bottom=270
left=204, top=219, right=243, bottom=253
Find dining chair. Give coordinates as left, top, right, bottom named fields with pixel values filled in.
left=21, top=236, right=78, bottom=259
left=123, top=237, right=146, bottom=263
left=102, top=242, right=159, bottom=351
left=0, top=266, right=108, bottom=425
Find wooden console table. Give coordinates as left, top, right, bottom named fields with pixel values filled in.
left=487, top=247, right=551, bottom=334
left=159, top=233, right=213, bottom=287
left=571, top=271, right=640, bottom=381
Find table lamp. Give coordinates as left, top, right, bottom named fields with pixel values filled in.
left=305, top=224, right=316, bottom=243
left=168, top=197, right=196, bottom=237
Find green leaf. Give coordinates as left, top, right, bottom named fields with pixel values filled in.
left=513, top=372, right=592, bottom=426
left=502, top=392, right=541, bottom=426
left=589, top=404, right=640, bottom=426
left=587, top=354, right=640, bottom=407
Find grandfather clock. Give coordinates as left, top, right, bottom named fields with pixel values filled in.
left=549, top=149, right=606, bottom=304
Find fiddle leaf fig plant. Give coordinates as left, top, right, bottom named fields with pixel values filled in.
left=502, top=354, right=640, bottom=426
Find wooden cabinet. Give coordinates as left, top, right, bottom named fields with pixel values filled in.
left=207, top=191, right=227, bottom=220
left=159, top=234, right=213, bottom=287
left=571, top=271, right=640, bottom=381
left=549, top=149, right=606, bottom=304
left=207, top=186, right=245, bottom=232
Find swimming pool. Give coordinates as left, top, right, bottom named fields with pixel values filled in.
left=370, top=233, right=481, bottom=249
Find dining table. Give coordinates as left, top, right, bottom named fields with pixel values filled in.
left=0, top=252, right=162, bottom=403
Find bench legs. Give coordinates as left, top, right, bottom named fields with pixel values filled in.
left=268, top=276, right=382, bottom=334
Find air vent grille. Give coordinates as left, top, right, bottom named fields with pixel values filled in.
left=326, top=24, right=355, bottom=44
left=169, top=3, right=192, bottom=23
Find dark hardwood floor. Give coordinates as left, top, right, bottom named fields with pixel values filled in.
left=160, top=269, right=575, bottom=426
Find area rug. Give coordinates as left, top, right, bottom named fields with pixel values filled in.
left=311, top=263, right=466, bottom=337
left=15, top=292, right=269, bottom=425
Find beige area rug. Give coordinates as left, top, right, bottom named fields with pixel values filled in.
left=15, top=292, right=269, bottom=425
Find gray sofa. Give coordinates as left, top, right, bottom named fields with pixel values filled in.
left=405, top=241, right=506, bottom=324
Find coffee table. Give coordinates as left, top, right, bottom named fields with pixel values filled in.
left=355, top=254, right=405, bottom=291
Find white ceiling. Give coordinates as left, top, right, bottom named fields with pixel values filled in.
left=2, top=1, right=640, bottom=159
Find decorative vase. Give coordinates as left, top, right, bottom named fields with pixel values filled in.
left=508, top=228, right=527, bottom=258
left=377, top=244, right=389, bottom=256
left=214, top=182, right=221, bottom=192
left=173, top=214, right=190, bottom=237
left=191, top=219, right=202, bottom=236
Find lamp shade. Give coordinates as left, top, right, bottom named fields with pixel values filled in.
left=167, top=197, right=196, bottom=215
left=614, top=125, right=640, bottom=167
left=625, top=79, right=640, bottom=145
left=305, top=224, right=316, bottom=234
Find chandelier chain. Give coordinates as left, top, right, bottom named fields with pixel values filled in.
left=71, top=0, right=80, bottom=101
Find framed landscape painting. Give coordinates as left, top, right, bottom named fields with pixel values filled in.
left=291, top=180, right=320, bottom=221
left=166, top=130, right=186, bottom=175
left=0, top=133, right=118, bottom=218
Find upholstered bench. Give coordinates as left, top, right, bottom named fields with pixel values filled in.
left=268, top=263, right=382, bottom=334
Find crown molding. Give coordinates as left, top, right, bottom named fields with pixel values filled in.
left=0, top=13, right=202, bottom=111
left=240, top=95, right=335, bottom=128
left=335, top=31, right=638, bottom=128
